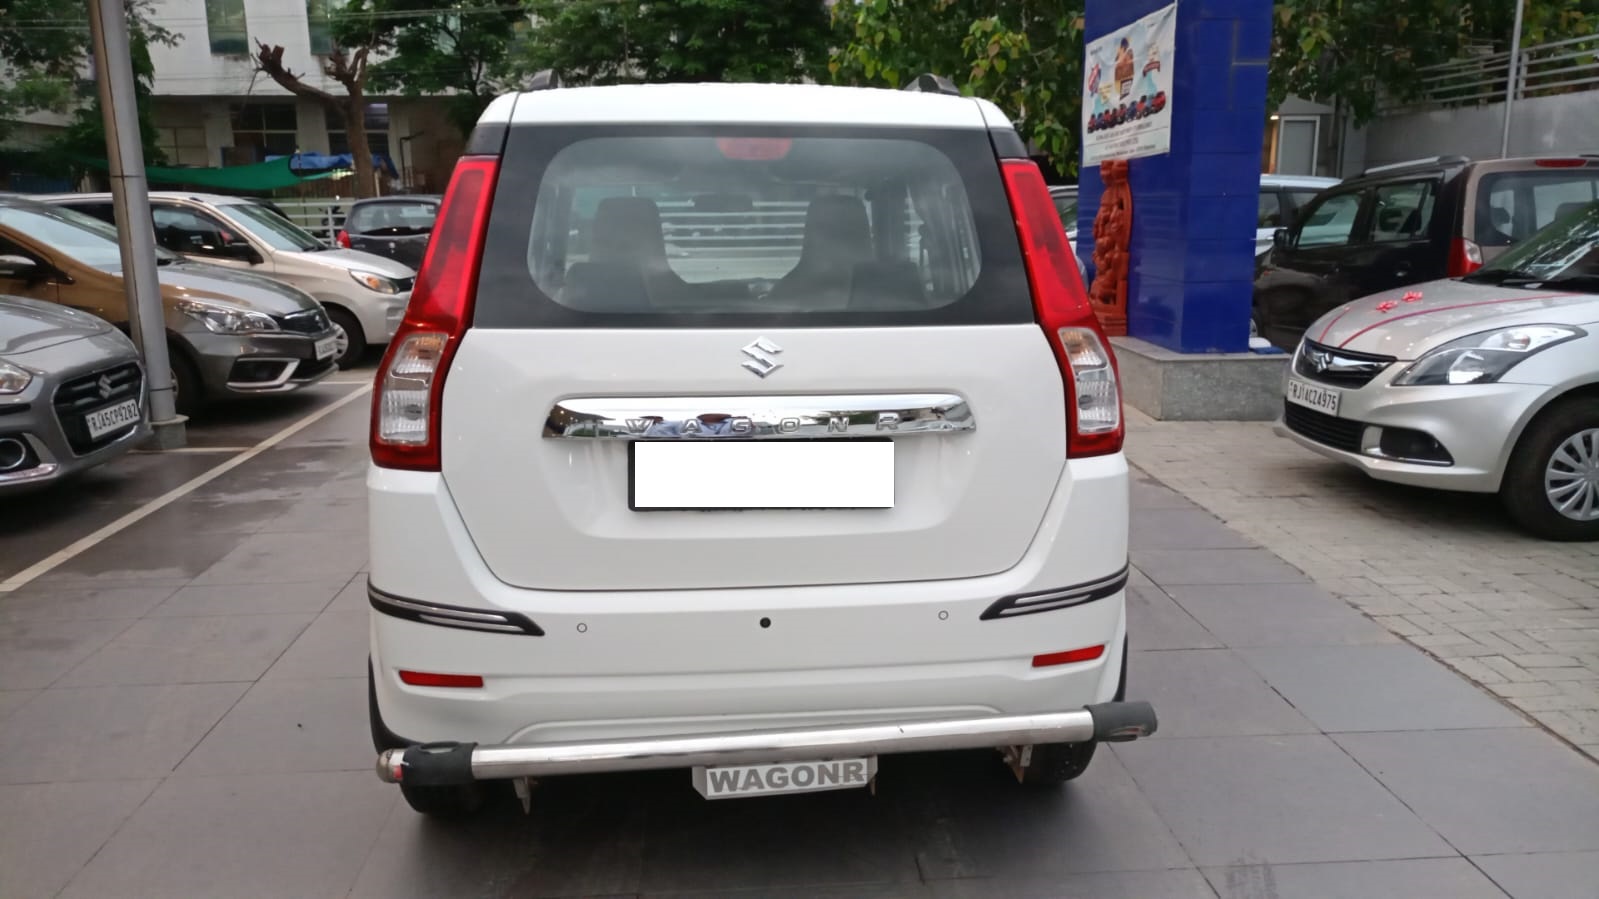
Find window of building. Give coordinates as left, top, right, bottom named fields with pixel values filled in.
left=205, top=0, right=249, bottom=56
left=156, top=125, right=210, bottom=168
left=231, top=103, right=299, bottom=162
left=326, top=104, right=390, bottom=158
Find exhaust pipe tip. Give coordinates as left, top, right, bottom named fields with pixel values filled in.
left=0, top=437, right=29, bottom=472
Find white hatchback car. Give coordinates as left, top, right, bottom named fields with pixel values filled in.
left=1278, top=201, right=1599, bottom=540
left=366, top=78, right=1155, bottom=817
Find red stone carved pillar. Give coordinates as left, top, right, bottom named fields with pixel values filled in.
left=1089, top=159, right=1131, bottom=336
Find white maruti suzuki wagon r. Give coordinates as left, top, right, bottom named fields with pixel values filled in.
left=366, top=75, right=1156, bottom=817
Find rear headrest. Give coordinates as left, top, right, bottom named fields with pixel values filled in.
left=799, top=195, right=873, bottom=265
left=592, top=197, right=666, bottom=260
left=1553, top=201, right=1593, bottom=223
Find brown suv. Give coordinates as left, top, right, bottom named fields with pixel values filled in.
left=0, top=197, right=339, bottom=414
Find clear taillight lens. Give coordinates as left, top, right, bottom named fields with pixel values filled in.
left=1058, top=327, right=1120, bottom=434
left=376, top=332, right=447, bottom=446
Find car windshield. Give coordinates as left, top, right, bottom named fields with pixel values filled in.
left=0, top=203, right=178, bottom=269
left=223, top=201, right=325, bottom=252
left=1468, top=201, right=1599, bottom=289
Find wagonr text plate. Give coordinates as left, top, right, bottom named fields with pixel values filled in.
left=631, top=441, right=894, bottom=510
left=546, top=393, right=974, bottom=440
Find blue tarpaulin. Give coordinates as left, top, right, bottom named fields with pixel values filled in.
left=268, top=152, right=398, bottom=177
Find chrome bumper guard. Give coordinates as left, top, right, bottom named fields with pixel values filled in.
left=375, top=701, right=1158, bottom=786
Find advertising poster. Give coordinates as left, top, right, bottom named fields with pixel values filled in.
left=1082, top=3, right=1177, bottom=165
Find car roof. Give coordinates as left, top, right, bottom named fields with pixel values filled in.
left=351, top=195, right=441, bottom=206
left=488, top=83, right=1011, bottom=130
left=47, top=191, right=255, bottom=206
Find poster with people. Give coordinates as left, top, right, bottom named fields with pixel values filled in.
left=1081, top=3, right=1176, bottom=165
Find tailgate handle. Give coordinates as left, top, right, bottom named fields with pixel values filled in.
left=545, top=393, right=974, bottom=440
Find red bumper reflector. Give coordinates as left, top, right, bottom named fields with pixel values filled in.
left=399, top=670, right=485, bottom=688
left=1032, top=644, right=1107, bottom=668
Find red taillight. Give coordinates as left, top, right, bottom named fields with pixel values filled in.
left=1448, top=237, right=1483, bottom=277
left=370, top=156, right=500, bottom=471
left=336, top=229, right=351, bottom=248
left=1533, top=158, right=1588, bottom=168
left=1032, top=644, right=1107, bottom=668
left=999, top=159, right=1124, bottom=457
left=398, top=670, right=485, bottom=688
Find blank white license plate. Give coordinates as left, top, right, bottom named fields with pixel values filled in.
left=84, top=399, right=141, bottom=439
left=631, top=441, right=894, bottom=510
left=314, top=336, right=338, bottom=361
left=693, top=757, right=878, bottom=800
left=1286, top=377, right=1341, bottom=415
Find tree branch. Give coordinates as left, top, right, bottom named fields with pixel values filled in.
left=254, top=42, right=341, bottom=108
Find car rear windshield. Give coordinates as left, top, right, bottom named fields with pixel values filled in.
left=472, top=126, right=1032, bottom=328
left=1476, top=169, right=1599, bottom=246
left=349, top=201, right=437, bottom=235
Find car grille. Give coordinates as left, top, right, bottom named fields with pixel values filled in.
left=1293, top=340, right=1394, bottom=388
left=278, top=308, right=331, bottom=334
left=395, top=276, right=415, bottom=293
left=1283, top=402, right=1365, bottom=453
left=52, top=362, right=143, bottom=455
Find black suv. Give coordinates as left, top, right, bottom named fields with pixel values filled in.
left=1253, top=154, right=1599, bottom=348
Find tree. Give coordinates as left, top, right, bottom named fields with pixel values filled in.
left=517, top=0, right=832, bottom=85
left=830, top=0, right=1085, bottom=175
left=1270, top=0, right=1599, bottom=125
left=254, top=41, right=378, bottom=197
left=0, top=0, right=174, bottom=174
left=343, top=0, right=530, bottom=138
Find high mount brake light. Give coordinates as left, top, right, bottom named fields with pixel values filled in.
left=370, top=156, right=500, bottom=471
left=716, top=138, right=793, bottom=160
left=999, top=159, right=1124, bottom=457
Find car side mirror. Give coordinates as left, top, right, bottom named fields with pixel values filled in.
left=222, top=241, right=262, bottom=264
left=1272, top=228, right=1292, bottom=251
left=0, top=254, right=40, bottom=280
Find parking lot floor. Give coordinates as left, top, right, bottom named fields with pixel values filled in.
left=2, top=388, right=1598, bottom=898
left=1124, top=411, right=1599, bottom=765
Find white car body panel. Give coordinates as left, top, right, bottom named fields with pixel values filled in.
left=441, top=326, right=1070, bottom=591
left=1306, top=279, right=1596, bottom=359
left=503, top=82, right=1010, bottom=130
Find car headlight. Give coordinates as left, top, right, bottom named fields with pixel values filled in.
left=349, top=269, right=402, bottom=294
left=176, top=299, right=281, bottom=334
left=0, top=360, right=33, bottom=395
left=1392, top=325, right=1584, bottom=386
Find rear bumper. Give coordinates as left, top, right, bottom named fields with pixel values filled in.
left=367, top=454, right=1132, bottom=757
left=377, top=702, right=1157, bottom=786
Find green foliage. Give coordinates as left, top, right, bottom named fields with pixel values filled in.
left=830, top=0, right=1084, bottom=175
left=517, top=0, right=833, bottom=86
left=1270, top=0, right=1599, bottom=124
left=337, top=0, right=530, bottom=136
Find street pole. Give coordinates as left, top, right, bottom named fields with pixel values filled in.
left=88, top=0, right=185, bottom=447
left=1499, top=0, right=1526, bottom=159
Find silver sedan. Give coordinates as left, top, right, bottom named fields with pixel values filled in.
left=0, top=295, right=149, bottom=492
left=1276, top=202, right=1599, bottom=540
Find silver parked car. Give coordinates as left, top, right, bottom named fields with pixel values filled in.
left=0, top=295, right=149, bottom=492
left=44, top=192, right=415, bottom=369
left=1278, top=201, right=1599, bottom=540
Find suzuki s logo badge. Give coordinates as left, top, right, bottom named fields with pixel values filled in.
left=1306, top=348, right=1331, bottom=372
left=97, top=374, right=115, bottom=399
left=740, top=337, right=784, bottom=378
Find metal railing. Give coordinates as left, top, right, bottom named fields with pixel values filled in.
left=1379, top=35, right=1599, bottom=114
left=269, top=198, right=349, bottom=244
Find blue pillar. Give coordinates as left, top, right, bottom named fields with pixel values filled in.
left=1076, top=0, right=1271, bottom=353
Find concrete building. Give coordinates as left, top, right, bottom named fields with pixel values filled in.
left=141, top=0, right=466, bottom=191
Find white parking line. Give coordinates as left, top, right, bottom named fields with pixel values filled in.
left=130, top=446, right=254, bottom=454
left=0, top=384, right=373, bottom=594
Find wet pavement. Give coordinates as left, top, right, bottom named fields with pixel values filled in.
left=3, top=374, right=1599, bottom=898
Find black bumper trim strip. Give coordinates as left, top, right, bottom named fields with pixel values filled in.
left=368, top=582, right=545, bottom=636
left=979, top=564, right=1130, bottom=620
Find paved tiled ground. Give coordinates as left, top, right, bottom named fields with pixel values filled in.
left=1125, top=411, right=1599, bottom=762
left=2, top=387, right=1599, bottom=897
